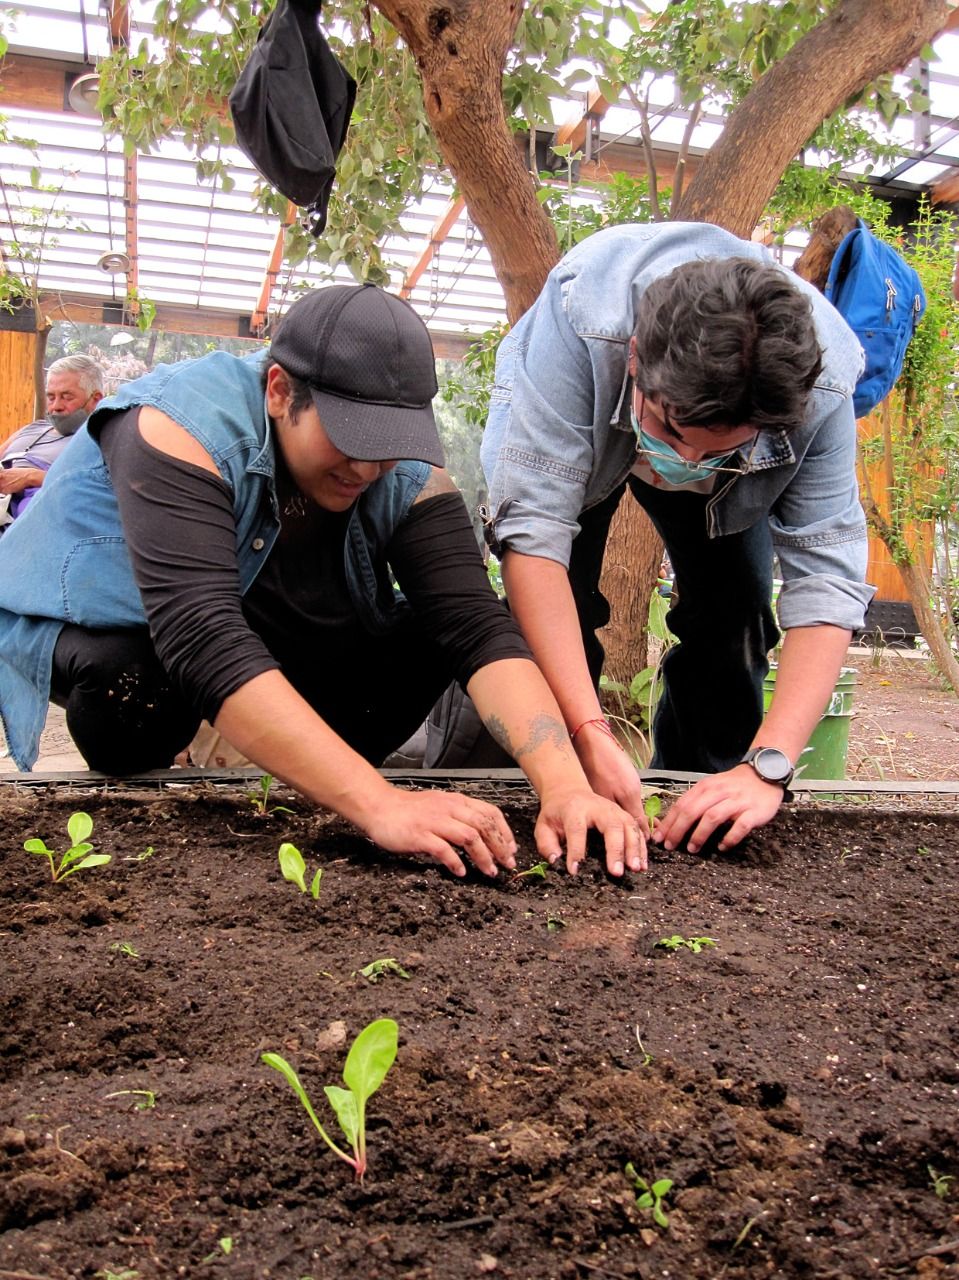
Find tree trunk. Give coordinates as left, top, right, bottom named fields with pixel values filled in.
left=372, top=0, right=559, bottom=324
left=598, top=492, right=662, bottom=681
left=674, top=0, right=953, bottom=235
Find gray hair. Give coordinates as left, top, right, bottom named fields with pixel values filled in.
left=46, top=355, right=104, bottom=397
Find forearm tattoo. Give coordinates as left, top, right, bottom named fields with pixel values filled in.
left=484, top=712, right=572, bottom=761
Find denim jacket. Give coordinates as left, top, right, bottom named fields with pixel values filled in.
left=0, top=350, right=428, bottom=769
left=481, top=222, right=875, bottom=633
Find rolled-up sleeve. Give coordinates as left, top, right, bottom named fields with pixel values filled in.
left=481, top=277, right=600, bottom=568
left=770, top=395, right=875, bottom=631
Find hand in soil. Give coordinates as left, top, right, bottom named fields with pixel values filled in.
left=360, top=788, right=517, bottom=877
left=652, top=763, right=784, bottom=853
left=533, top=788, right=647, bottom=877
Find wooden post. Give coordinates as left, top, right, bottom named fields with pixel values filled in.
left=0, top=314, right=39, bottom=447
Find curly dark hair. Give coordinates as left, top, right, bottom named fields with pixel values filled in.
left=632, top=257, right=823, bottom=433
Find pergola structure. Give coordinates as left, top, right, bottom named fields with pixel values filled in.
left=1, top=0, right=958, bottom=372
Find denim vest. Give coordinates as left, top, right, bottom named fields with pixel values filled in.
left=0, top=350, right=428, bottom=769
left=481, top=222, right=874, bottom=635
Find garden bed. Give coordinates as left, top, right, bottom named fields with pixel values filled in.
left=1, top=782, right=957, bottom=1280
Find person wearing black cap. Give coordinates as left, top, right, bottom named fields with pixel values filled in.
left=0, top=284, right=645, bottom=879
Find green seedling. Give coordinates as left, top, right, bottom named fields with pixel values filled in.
left=278, top=842, right=322, bottom=899
left=201, top=1237, right=234, bottom=1263
left=929, top=1165, right=955, bottom=1198
left=633, top=1027, right=653, bottom=1068
left=656, top=934, right=717, bottom=954
left=263, top=1017, right=399, bottom=1181
left=625, top=1163, right=673, bottom=1229
left=546, top=915, right=567, bottom=932
left=124, top=846, right=154, bottom=863
left=105, top=1089, right=156, bottom=1111
left=109, top=941, right=140, bottom=958
left=95, top=1270, right=139, bottom=1280
left=512, top=860, right=549, bottom=881
left=248, top=773, right=293, bottom=816
left=644, top=793, right=662, bottom=822
left=24, top=812, right=111, bottom=883
left=356, top=958, right=410, bottom=983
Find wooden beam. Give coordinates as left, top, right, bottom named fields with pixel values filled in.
left=553, top=87, right=611, bottom=152
left=400, top=196, right=466, bottom=299
left=250, top=204, right=297, bottom=334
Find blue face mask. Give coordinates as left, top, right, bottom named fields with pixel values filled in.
left=630, top=406, right=738, bottom=487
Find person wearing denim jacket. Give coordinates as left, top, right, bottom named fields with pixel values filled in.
left=0, top=284, right=645, bottom=879
left=481, top=222, right=874, bottom=854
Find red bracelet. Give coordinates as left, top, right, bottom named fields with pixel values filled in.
left=570, top=716, right=616, bottom=743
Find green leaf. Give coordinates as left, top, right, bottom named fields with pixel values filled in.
left=342, top=1018, right=398, bottom=1105
left=60, top=854, right=111, bottom=878
left=652, top=1202, right=670, bottom=1229
left=278, top=842, right=307, bottom=893
left=652, top=1178, right=674, bottom=1197
left=310, top=868, right=323, bottom=900
left=68, top=812, right=93, bottom=845
left=23, top=839, right=51, bottom=855
left=323, top=1083, right=359, bottom=1149
left=261, top=1052, right=351, bottom=1163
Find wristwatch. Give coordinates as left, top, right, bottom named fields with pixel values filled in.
left=741, top=746, right=794, bottom=789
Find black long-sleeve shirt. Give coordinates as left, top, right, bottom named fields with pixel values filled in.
left=98, top=408, right=530, bottom=722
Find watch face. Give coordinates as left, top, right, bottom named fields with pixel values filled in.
left=754, top=747, right=792, bottom=783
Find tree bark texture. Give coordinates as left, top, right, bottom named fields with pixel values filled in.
left=674, top=0, right=954, bottom=236
left=372, top=0, right=559, bottom=323
left=598, top=492, right=662, bottom=684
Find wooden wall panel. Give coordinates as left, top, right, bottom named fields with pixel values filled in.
left=0, top=330, right=39, bottom=447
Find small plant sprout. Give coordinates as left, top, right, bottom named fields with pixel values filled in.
left=656, top=934, right=717, bottom=954
left=928, top=1165, right=955, bottom=1198
left=248, top=773, right=293, bottom=816
left=511, top=860, right=549, bottom=882
left=124, top=846, right=154, bottom=863
left=625, top=1163, right=673, bottom=1229
left=546, top=915, right=567, bottom=932
left=643, top=793, right=662, bottom=823
left=633, top=1026, right=653, bottom=1067
left=200, top=1237, right=234, bottom=1264
left=105, top=1089, right=156, bottom=1111
left=263, top=1018, right=399, bottom=1181
left=109, top=941, right=140, bottom=958
left=278, top=842, right=322, bottom=899
left=356, top=958, right=410, bottom=983
left=24, top=812, right=111, bottom=883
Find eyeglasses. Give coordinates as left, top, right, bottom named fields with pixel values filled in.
left=633, top=393, right=760, bottom=476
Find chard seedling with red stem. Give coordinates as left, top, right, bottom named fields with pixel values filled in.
left=263, top=1017, right=398, bottom=1181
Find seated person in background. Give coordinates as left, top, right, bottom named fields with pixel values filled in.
left=0, top=355, right=104, bottom=524
left=0, top=285, right=645, bottom=881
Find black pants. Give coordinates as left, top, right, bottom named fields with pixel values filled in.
left=567, top=477, right=780, bottom=774
left=51, top=621, right=455, bottom=776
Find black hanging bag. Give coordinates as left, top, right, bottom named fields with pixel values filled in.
left=229, top=0, right=356, bottom=235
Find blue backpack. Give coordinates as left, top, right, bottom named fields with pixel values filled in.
left=824, top=218, right=926, bottom=418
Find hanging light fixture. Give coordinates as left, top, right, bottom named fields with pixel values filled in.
left=97, top=249, right=132, bottom=274
left=67, top=72, right=101, bottom=117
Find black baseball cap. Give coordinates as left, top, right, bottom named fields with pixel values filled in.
left=269, top=283, right=445, bottom=467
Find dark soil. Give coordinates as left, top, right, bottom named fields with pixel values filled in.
left=1, top=781, right=957, bottom=1280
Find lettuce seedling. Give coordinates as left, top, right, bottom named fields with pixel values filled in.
left=249, top=774, right=293, bottom=816
left=625, top=1163, right=673, bottom=1229
left=278, top=842, right=322, bottom=899
left=263, top=1018, right=398, bottom=1181
left=656, top=934, right=717, bottom=954
left=356, top=958, right=410, bottom=983
left=24, top=812, right=111, bottom=883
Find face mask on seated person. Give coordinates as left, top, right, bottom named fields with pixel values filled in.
left=50, top=408, right=90, bottom=436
